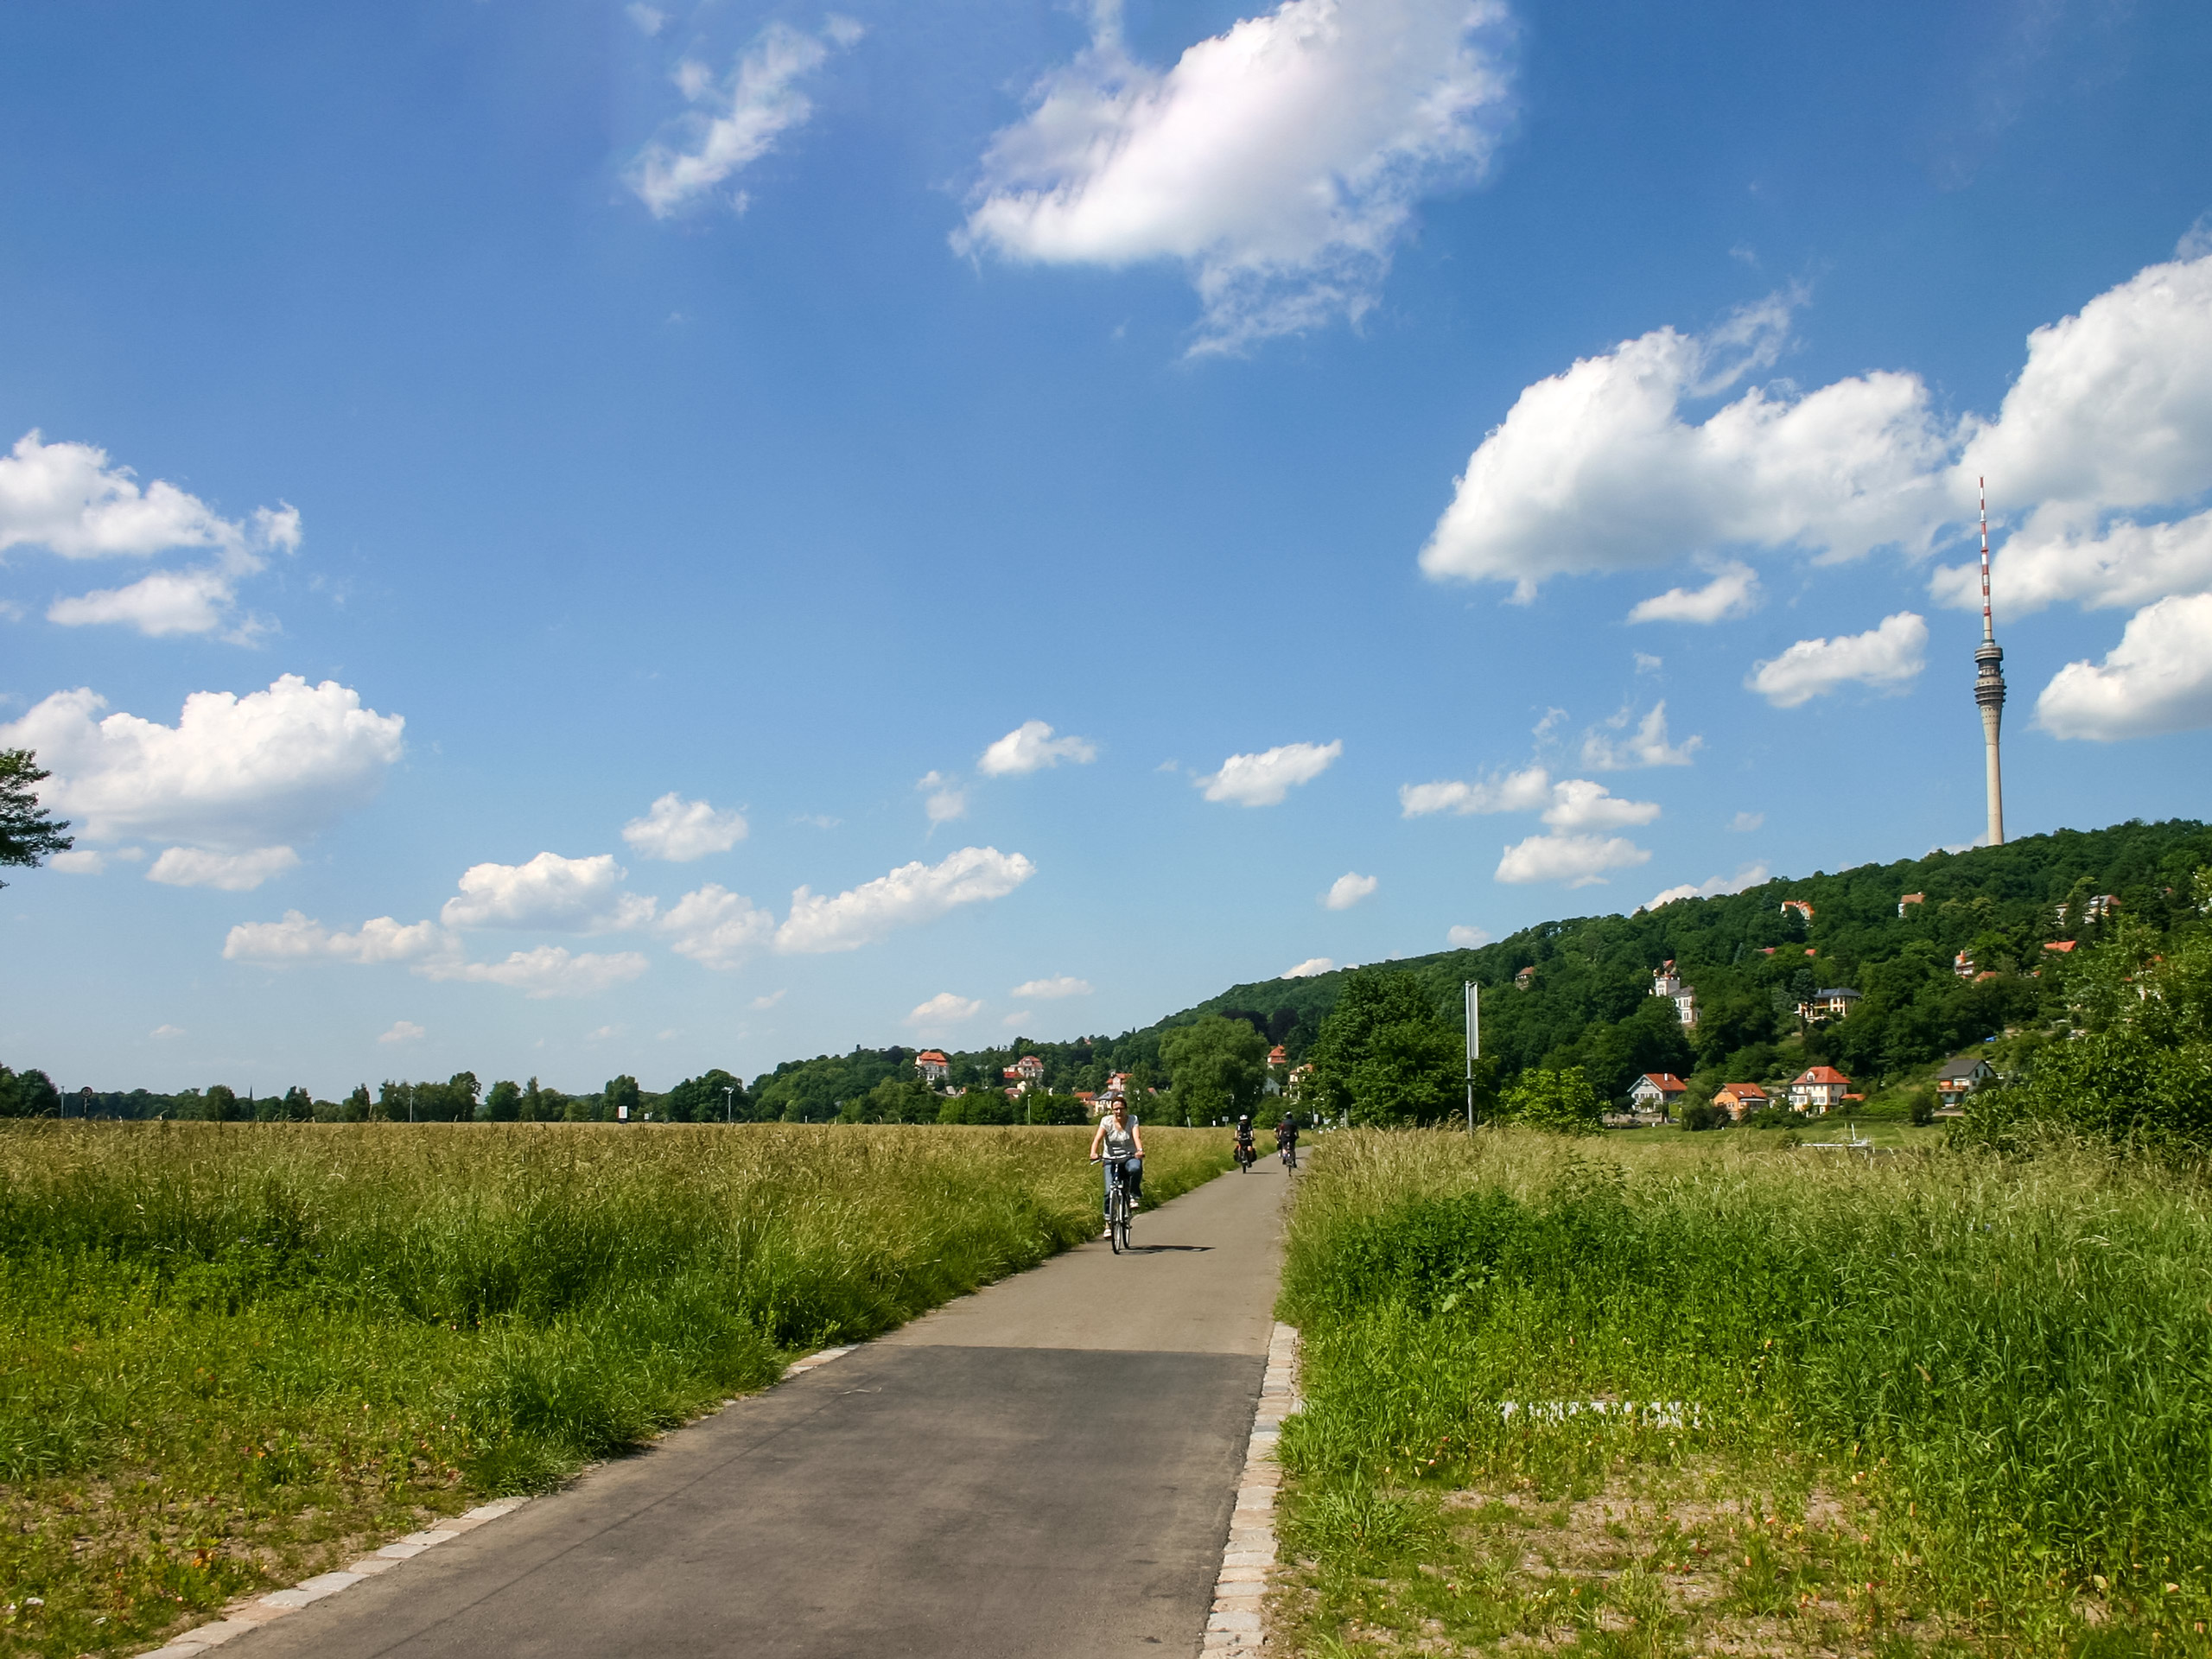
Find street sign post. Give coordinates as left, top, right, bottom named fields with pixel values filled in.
left=1464, top=980, right=1480, bottom=1133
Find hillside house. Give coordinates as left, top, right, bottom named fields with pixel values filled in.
left=1781, top=899, right=1815, bottom=925
left=1788, top=1065, right=1853, bottom=1113
left=1650, top=962, right=1699, bottom=1028
left=1628, top=1073, right=1688, bottom=1114
left=1514, top=965, right=1537, bottom=990
left=1897, top=892, right=1924, bottom=917
left=1267, top=1045, right=1287, bottom=1066
left=1796, top=988, right=1862, bottom=1022
left=914, top=1050, right=951, bottom=1084
left=1712, top=1083, right=1770, bottom=1121
left=1935, top=1053, right=1997, bottom=1115
left=2044, top=939, right=2076, bottom=954
left=1287, top=1063, right=1315, bottom=1101
left=1007, top=1053, right=1045, bottom=1082
left=1953, top=950, right=1975, bottom=978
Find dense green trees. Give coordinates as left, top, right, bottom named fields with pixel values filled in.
left=1159, top=1015, right=1269, bottom=1122
left=0, top=748, right=71, bottom=887
left=1494, top=1066, right=1605, bottom=1135
left=0, top=1065, right=62, bottom=1117
left=1303, top=971, right=1465, bottom=1126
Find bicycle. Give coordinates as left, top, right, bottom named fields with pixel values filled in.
left=1093, top=1156, right=1135, bottom=1254
left=1278, top=1140, right=1299, bottom=1172
left=1233, top=1136, right=1256, bottom=1173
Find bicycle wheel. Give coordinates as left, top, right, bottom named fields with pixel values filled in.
left=1112, top=1189, right=1131, bottom=1253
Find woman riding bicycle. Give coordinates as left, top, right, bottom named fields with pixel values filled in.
left=1088, top=1098, right=1144, bottom=1236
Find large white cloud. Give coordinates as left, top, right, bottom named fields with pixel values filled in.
left=1961, top=254, right=2212, bottom=511
left=627, top=18, right=861, bottom=218
left=47, top=565, right=271, bottom=643
left=1539, top=779, right=1658, bottom=832
left=1280, top=957, right=1336, bottom=978
left=439, top=852, right=656, bottom=932
left=1494, top=832, right=1649, bottom=887
left=978, top=720, right=1097, bottom=776
left=1198, top=740, right=1341, bottom=805
left=1931, top=505, right=2212, bottom=619
left=657, top=883, right=776, bottom=970
left=957, top=0, right=1513, bottom=353
left=775, top=845, right=1036, bottom=954
left=621, top=792, right=748, bottom=861
left=0, top=429, right=289, bottom=560
left=1420, top=299, right=1955, bottom=597
left=0, top=676, right=403, bottom=850
left=908, top=991, right=984, bottom=1027
left=420, top=946, right=651, bottom=1000
left=1746, top=612, right=1929, bottom=708
left=223, top=911, right=454, bottom=966
left=2037, top=593, right=2212, bottom=741
left=147, top=845, right=301, bottom=892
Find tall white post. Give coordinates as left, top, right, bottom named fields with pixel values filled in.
left=1464, top=981, right=1480, bottom=1133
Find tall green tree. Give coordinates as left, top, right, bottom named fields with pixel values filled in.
left=0, top=749, right=72, bottom=887
left=604, top=1074, right=643, bottom=1121
left=0, top=1065, right=62, bottom=1117
left=483, top=1079, right=524, bottom=1122
left=1306, top=969, right=1462, bottom=1125
left=1160, top=1015, right=1269, bottom=1122
left=1496, top=1066, right=1605, bottom=1135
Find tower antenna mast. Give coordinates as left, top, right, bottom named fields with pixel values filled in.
left=1974, top=477, right=2007, bottom=846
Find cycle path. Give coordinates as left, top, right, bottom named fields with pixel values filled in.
left=222, top=1154, right=1294, bottom=1659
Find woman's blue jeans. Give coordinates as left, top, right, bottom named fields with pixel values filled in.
left=1103, top=1155, right=1142, bottom=1213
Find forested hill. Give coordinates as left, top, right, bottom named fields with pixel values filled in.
left=1141, top=817, right=2212, bottom=1098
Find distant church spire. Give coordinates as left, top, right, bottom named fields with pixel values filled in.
left=1974, top=477, right=2006, bottom=846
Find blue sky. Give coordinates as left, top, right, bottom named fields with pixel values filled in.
left=4, top=0, right=2209, bottom=1096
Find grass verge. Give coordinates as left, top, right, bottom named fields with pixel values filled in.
left=0, top=1122, right=1227, bottom=1656
left=1274, top=1128, right=2212, bottom=1656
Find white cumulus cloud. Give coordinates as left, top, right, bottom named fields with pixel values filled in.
left=775, top=845, right=1036, bottom=954
left=628, top=19, right=860, bottom=218
left=1399, top=762, right=1550, bottom=817
left=1626, top=561, right=1761, bottom=624
left=440, top=852, right=656, bottom=932
left=48, top=564, right=272, bottom=644
left=1322, top=871, right=1378, bottom=910
left=1280, top=957, right=1336, bottom=979
left=223, top=911, right=454, bottom=966
left=917, top=770, right=968, bottom=824
left=909, top=991, right=984, bottom=1027
left=2037, top=593, right=2212, bottom=741
left=658, top=883, right=776, bottom=971
left=378, top=1020, right=426, bottom=1045
left=147, top=845, right=301, bottom=892
left=1644, top=861, right=1770, bottom=911
left=1932, top=505, right=2212, bottom=619
left=1198, top=740, right=1341, bottom=805
left=1420, top=298, right=1955, bottom=599
left=978, top=720, right=1097, bottom=776
left=0, top=676, right=403, bottom=851
left=957, top=0, right=1514, bottom=353
left=1746, top=612, right=1928, bottom=708
left=1495, top=833, right=1649, bottom=887
left=1729, top=810, right=1765, bottom=833
left=1446, top=924, right=1491, bottom=948
left=621, top=793, right=747, bottom=861
left=1539, top=779, right=1659, bottom=832
left=420, top=946, right=651, bottom=1000
left=0, top=429, right=289, bottom=560
left=1579, top=702, right=1700, bottom=769
left=49, top=849, right=105, bottom=874
left=1011, top=975, right=1093, bottom=999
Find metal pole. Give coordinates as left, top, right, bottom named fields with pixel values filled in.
left=1464, top=981, right=1479, bottom=1133
left=723, top=1084, right=735, bottom=1124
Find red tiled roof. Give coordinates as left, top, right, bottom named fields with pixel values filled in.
left=1721, top=1083, right=1769, bottom=1098
left=1794, top=1066, right=1851, bottom=1085
left=1639, top=1072, right=1688, bottom=1092
left=2044, top=939, right=2077, bottom=952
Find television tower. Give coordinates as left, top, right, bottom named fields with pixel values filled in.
left=1974, top=477, right=2006, bottom=846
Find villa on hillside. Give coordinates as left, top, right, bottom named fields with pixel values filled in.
left=1898, top=893, right=1925, bottom=917
left=1781, top=899, right=1815, bottom=925
left=1935, top=1052, right=1997, bottom=1116
left=1796, top=988, right=1862, bottom=1022
left=1514, top=965, right=1537, bottom=990
left=1650, top=962, right=1699, bottom=1028
left=1788, top=1065, right=1853, bottom=1113
left=1628, top=1073, right=1688, bottom=1115
left=1712, top=1083, right=1770, bottom=1121
left=914, top=1050, right=951, bottom=1084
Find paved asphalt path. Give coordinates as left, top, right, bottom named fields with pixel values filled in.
left=231, top=1154, right=1294, bottom=1659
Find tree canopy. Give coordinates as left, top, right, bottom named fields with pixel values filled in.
left=0, top=749, right=72, bottom=887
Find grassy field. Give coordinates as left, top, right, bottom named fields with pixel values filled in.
left=1275, top=1128, right=2212, bottom=1657
left=0, top=1121, right=1228, bottom=1657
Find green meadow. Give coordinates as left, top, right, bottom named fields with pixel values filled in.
left=0, top=1121, right=1229, bottom=1657
left=1275, top=1128, right=2212, bottom=1657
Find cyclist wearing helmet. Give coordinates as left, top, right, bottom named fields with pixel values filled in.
left=1276, top=1112, right=1300, bottom=1166
left=1234, top=1114, right=1256, bottom=1170
left=1088, top=1098, right=1144, bottom=1236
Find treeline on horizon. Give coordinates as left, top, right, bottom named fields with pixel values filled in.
left=9, top=817, right=2209, bottom=1128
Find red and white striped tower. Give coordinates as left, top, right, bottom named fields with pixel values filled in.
left=1974, top=478, right=2006, bottom=846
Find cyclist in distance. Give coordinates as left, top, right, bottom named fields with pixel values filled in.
left=1088, top=1097, right=1144, bottom=1236
left=1276, top=1111, right=1300, bottom=1169
left=1234, top=1114, right=1256, bottom=1170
